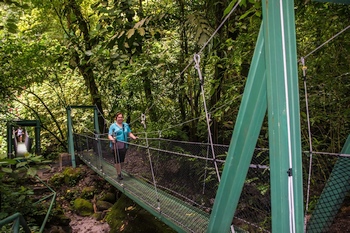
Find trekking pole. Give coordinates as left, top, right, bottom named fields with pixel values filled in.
left=113, top=141, right=121, bottom=165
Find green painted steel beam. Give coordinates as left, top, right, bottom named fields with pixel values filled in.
left=307, top=135, right=350, bottom=232
left=68, top=105, right=96, bottom=109
left=0, top=213, right=31, bottom=233
left=262, top=0, right=304, bottom=232
left=207, top=24, right=267, bottom=232
left=208, top=0, right=304, bottom=232
left=12, top=120, right=39, bottom=126
left=35, top=120, right=41, bottom=154
left=67, top=105, right=99, bottom=168
left=93, top=107, right=100, bottom=134
left=66, top=107, right=76, bottom=168
left=6, top=122, right=12, bottom=158
left=7, top=120, right=41, bottom=156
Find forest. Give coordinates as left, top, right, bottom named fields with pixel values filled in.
left=0, top=0, right=349, bottom=153
left=0, top=0, right=349, bottom=232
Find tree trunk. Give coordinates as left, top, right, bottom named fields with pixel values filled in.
left=208, top=0, right=227, bottom=144
left=67, top=0, right=105, bottom=133
left=177, top=0, right=193, bottom=138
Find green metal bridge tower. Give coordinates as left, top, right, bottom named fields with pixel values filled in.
left=208, top=0, right=349, bottom=232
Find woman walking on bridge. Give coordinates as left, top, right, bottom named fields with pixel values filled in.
left=108, top=112, right=137, bottom=180
left=15, top=127, right=24, bottom=143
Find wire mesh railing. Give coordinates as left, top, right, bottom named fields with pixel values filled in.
left=73, top=133, right=213, bottom=233
left=303, top=152, right=350, bottom=233
left=73, top=133, right=270, bottom=232
left=73, top=133, right=350, bottom=233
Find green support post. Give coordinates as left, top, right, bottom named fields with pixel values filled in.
left=93, top=107, right=100, bottom=134
left=67, top=107, right=76, bottom=168
left=208, top=0, right=303, bottom=232
left=7, top=120, right=41, bottom=157
left=7, top=122, right=12, bottom=158
left=307, top=135, right=350, bottom=232
left=66, top=105, right=100, bottom=169
left=35, top=120, right=41, bottom=154
left=93, top=106, right=103, bottom=168
left=262, top=0, right=304, bottom=232
left=207, top=24, right=267, bottom=232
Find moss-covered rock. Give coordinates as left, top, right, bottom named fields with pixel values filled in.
left=106, top=194, right=175, bottom=233
left=96, top=200, right=113, bottom=211
left=99, top=191, right=117, bottom=203
left=62, top=167, right=83, bottom=186
left=65, top=188, right=79, bottom=201
left=49, top=167, right=84, bottom=188
left=93, top=211, right=105, bottom=221
left=81, top=186, right=95, bottom=199
left=73, top=198, right=94, bottom=216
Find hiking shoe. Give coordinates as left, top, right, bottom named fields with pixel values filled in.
left=117, top=174, right=123, bottom=180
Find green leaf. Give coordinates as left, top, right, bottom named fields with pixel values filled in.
left=1, top=167, right=12, bottom=173
left=6, top=22, right=18, bottom=33
left=223, top=0, right=238, bottom=17
left=27, top=167, right=37, bottom=177
left=16, top=161, right=27, bottom=168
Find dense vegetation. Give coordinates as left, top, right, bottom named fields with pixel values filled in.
left=1, top=0, right=349, bottom=152
left=0, top=0, right=349, bottom=231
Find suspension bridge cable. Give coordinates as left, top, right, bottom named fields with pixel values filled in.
left=202, top=134, right=210, bottom=195
left=198, top=0, right=241, bottom=55
left=301, top=57, right=314, bottom=233
left=144, top=0, right=241, bottom=119
left=141, top=113, right=161, bottom=211
left=140, top=95, right=241, bottom=137
left=303, top=24, right=350, bottom=60
left=194, top=54, right=221, bottom=182
left=300, top=23, right=350, bottom=232
left=179, top=0, right=242, bottom=77
left=96, top=106, right=112, bottom=131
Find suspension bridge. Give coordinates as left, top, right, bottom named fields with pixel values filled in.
left=3, top=0, right=350, bottom=232
left=66, top=0, right=350, bottom=232
left=70, top=128, right=350, bottom=233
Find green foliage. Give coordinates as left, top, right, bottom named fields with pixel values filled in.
left=49, top=167, right=83, bottom=187
left=0, top=155, right=51, bottom=225
left=106, top=194, right=175, bottom=233
left=296, top=3, right=350, bottom=152
left=0, top=5, right=349, bottom=226
left=65, top=189, right=79, bottom=201
left=0, top=155, right=50, bottom=177
left=81, top=186, right=96, bottom=199
left=0, top=0, right=348, bottom=151
left=72, top=198, right=94, bottom=216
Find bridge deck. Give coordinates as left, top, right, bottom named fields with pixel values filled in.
left=77, top=151, right=210, bottom=233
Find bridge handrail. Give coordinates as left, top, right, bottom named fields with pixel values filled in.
left=33, top=174, right=57, bottom=233
left=0, top=212, right=31, bottom=233
left=0, top=158, right=57, bottom=233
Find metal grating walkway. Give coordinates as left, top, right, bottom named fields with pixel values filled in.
left=77, top=151, right=211, bottom=233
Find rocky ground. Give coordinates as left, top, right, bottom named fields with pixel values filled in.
left=38, top=155, right=111, bottom=233
left=38, top=149, right=169, bottom=233
left=38, top=150, right=350, bottom=233
left=68, top=214, right=110, bottom=233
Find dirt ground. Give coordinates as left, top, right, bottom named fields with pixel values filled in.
left=68, top=214, right=110, bottom=233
